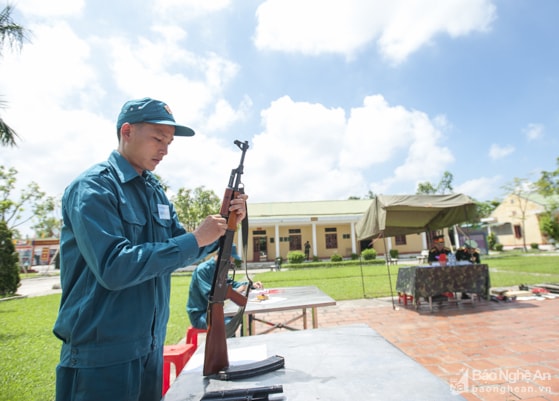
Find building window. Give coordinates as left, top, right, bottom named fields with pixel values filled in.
left=325, top=228, right=338, bottom=249
left=290, top=234, right=302, bottom=251
left=325, top=234, right=338, bottom=249
left=514, top=224, right=522, bottom=239
left=395, top=235, right=407, bottom=245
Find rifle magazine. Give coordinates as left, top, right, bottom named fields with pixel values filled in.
left=216, top=355, right=285, bottom=381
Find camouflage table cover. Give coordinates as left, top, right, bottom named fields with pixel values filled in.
left=395, top=264, right=490, bottom=300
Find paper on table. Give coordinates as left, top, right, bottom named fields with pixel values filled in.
left=182, top=344, right=269, bottom=373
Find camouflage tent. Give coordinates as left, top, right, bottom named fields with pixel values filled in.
left=355, top=194, right=478, bottom=307
left=355, top=194, right=477, bottom=240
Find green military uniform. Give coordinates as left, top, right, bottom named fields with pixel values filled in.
left=456, top=239, right=481, bottom=264
left=428, top=246, right=451, bottom=263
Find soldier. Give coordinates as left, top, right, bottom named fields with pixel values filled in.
left=428, top=235, right=451, bottom=264
left=456, top=239, right=481, bottom=264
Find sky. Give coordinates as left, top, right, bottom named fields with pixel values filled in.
left=1, top=0, right=558, bottom=235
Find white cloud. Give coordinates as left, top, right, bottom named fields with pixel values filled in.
left=239, top=94, right=455, bottom=202
left=155, top=0, right=231, bottom=19
left=489, top=144, right=515, bottom=160
left=106, top=29, right=242, bottom=131
left=17, top=0, right=85, bottom=18
left=454, top=175, right=502, bottom=201
left=524, top=123, right=544, bottom=141
left=246, top=96, right=357, bottom=202
left=378, top=0, right=496, bottom=64
left=342, top=95, right=453, bottom=192
left=254, top=0, right=496, bottom=63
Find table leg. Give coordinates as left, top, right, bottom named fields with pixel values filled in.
left=241, top=314, right=249, bottom=337
left=311, top=307, right=318, bottom=328
left=303, top=308, right=308, bottom=329
left=249, top=313, right=255, bottom=336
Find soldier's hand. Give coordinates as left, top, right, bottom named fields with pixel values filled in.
left=193, top=215, right=227, bottom=247
left=230, top=193, right=248, bottom=221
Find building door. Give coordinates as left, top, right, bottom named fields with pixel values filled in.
left=253, top=236, right=268, bottom=262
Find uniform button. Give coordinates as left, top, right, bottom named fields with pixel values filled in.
left=70, top=359, right=77, bottom=366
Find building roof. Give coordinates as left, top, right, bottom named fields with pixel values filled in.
left=248, top=199, right=372, bottom=225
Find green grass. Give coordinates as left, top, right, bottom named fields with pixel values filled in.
left=1, top=254, right=558, bottom=401
left=0, top=296, right=60, bottom=401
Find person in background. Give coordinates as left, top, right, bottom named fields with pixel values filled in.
left=187, top=244, right=263, bottom=330
left=428, top=235, right=451, bottom=264
left=53, top=97, right=248, bottom=401
left=304, top=241, right=311, bottom=260
left=456, top=239, right=481, bottom=264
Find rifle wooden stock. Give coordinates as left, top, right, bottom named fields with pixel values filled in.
left=203, top=285, right=248, bottom=376
left=203, top=301, right=228, bottom=376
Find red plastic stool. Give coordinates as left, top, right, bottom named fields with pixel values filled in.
left=186, top=326, right=207, bottom=349
left=398, top=292, right=414, bottom=306
left=162, top=343, right=195, bottom=395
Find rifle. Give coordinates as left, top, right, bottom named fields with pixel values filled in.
left=200, top=385, right=284, bottom=401
left=202, top=140, right=285, bottom=380
left=203, top=139, right=249, bottom=377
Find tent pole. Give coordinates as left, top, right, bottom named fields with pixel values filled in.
left=359, top=253, right=367, bottom=298
left=383, top=236, right=396, bottom=310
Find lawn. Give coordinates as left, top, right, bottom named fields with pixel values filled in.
left=1, top=254, right=558, bottom=401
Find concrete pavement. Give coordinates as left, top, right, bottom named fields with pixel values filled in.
left=15, top=265, right=61, bottom=298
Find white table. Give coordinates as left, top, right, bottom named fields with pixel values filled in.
left=162, top=324, right=466, bottom=401
left=225, top=286, right=336, bottom=336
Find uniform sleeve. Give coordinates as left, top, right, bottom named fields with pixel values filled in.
left=63, top=176, right=216, bottom=291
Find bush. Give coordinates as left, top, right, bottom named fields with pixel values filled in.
left=495, top=243, right=504, bottom=251
left=530, top=243, right=539, bottom=250
left=487, top=232, right=497, bottom=250
left=361, top=248, right=377, bottom=260
left=287, top=251, right=305, bottom=264
left=350, top=253, right=359, bottom=260
left=330, top=253, right=343, bottom=262
left=389, top=249, right=399, bottom=259
left=0, top=221, right=20, bottom=296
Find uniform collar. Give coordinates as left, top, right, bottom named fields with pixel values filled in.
left=108, top=150, right=142, bottom=184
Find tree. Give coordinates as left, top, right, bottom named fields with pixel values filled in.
left=475, top=199, right=500, bottom=219
left=536, top=157, right=559, bottom=196
left=1, top=4, right=29, bottom=147
left=171, top=186, right=221, bottom=232
left=416, top=171, right=454, bottom=195
left=535, top=157, right=559, bottom=243
left=0, top=220, right=19, bottom=295
left=348, top=190, right=375, bottom=200
left=0, top=165, right=52, bottom=236
left=539, top=212, right=559, bottom=243
left=416, top=182, right=437, bottom=194
left=31, top=195, right=60, bottom=238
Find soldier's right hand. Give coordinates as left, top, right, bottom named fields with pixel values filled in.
left=193, top=215, right=227, bottom=247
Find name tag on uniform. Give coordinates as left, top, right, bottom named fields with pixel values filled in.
left=158, top=204, right=171, bottom=220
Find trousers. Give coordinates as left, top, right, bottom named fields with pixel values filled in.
left=55, top=346, right=163, bottom=401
